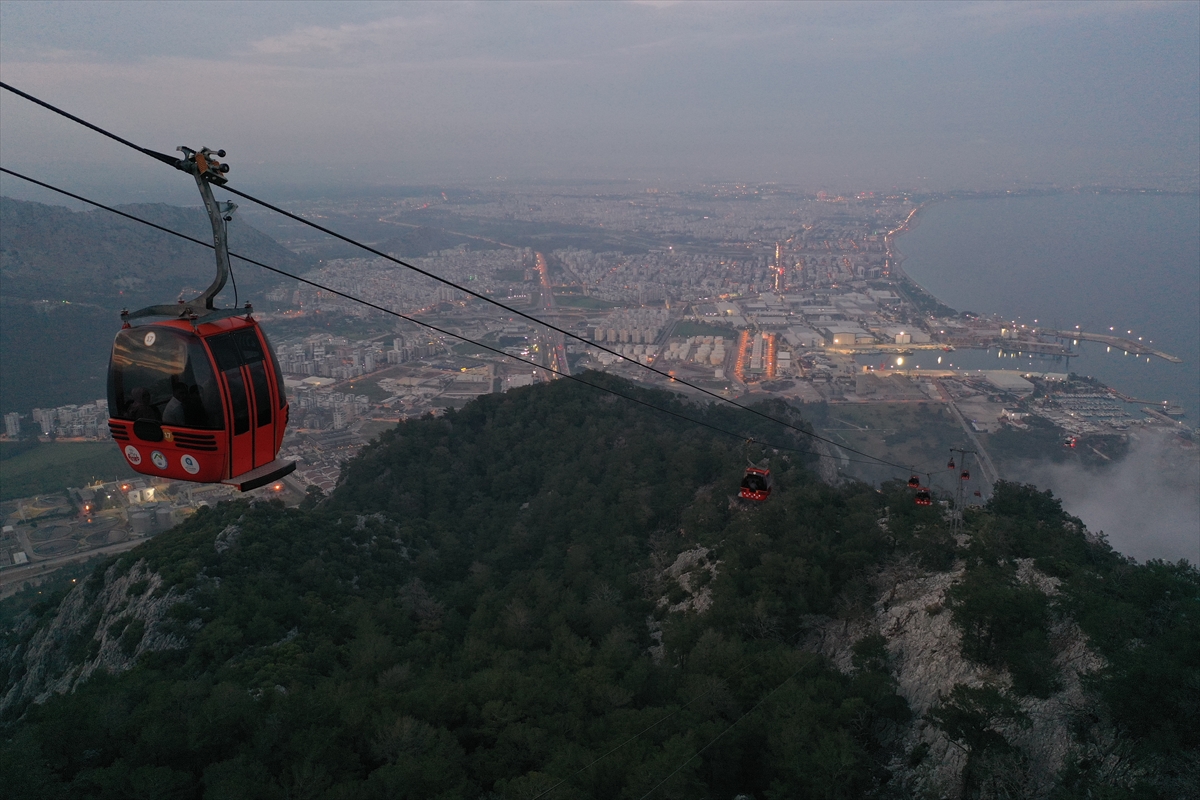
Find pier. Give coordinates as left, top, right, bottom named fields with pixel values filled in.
left=1051, top=331, right=1182, bottom=363
left=996, top=340, right=1075, bottom=358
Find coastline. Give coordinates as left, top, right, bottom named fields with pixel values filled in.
left=884, top=200, right=959, bottom=317
left=884, top=192, right=1198, bottom=423
left=883, top=199, right=936, bottom=283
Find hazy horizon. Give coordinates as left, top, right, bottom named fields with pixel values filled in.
left=2, top=1, right=1197, bottom=205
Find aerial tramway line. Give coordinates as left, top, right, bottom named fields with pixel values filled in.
left=1, top=81, right=971, bottom=498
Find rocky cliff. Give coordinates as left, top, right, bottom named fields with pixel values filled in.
left=1, top=558, right=188, bottom=715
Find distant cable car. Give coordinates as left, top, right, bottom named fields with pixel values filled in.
left=960, top=469, right=970, bottom=481
left=740, top=466, right=773, bottom=502
left=914, top=488, right=932, bottom=506
left=974, top=490, right=983, bottom=498
left=907, top=475, right=920, bottom=488
left=107, top=147, right=294, bottom=491
left=947, top=456, right=956, bottom=470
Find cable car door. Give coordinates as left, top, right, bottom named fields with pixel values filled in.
left=207, top=327, right=275, bottom=478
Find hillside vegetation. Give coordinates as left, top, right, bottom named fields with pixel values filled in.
left=0, top=441, right=137, bottom=501
left=0, top=197, right=311, bottom=413
left=0, top=375, right=1195, bottom=799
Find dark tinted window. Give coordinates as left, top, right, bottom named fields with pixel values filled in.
left=109, top=327, right=224, bottom=429
left=207, top=327, right=272, bottom=431
left=259, top=330, right=288, bottom=409
left=741, top=474, right=768, bottom=492
left=225, top=369, right=250, bottom=435
left=206, top=329, right=264, bottom=369
left=207, top=333, right=243, bottom=372
left=248, top=362, right=272, bottom=427
left=232, top=329, right=265, bottom=364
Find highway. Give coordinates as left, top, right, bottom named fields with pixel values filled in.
left=534, top=252, right=570, bottom=377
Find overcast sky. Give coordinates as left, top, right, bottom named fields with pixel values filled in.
left=1, top=1, right=1197, bottom=201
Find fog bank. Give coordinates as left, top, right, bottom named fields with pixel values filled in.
left=1022, top=430, right=1199, bottom=565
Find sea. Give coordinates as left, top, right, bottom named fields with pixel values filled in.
left=895, top=193, right=1200, bottom=424
left=894, top=192, right=1200, bottom=564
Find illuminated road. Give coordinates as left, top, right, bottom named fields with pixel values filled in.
left=534, top=252, right=570, bottom=377
left=883, top=204, right=921, bottom=277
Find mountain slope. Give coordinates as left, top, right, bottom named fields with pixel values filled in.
left=1, top=375, right=1195, bottom=799
left=0, top=197, right=313, bottom=413
left=0, top=198, right=309, bottom=308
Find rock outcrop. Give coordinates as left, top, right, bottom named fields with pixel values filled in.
left=806, top=555, right=1105, bottom=799
left=1, top=559, right=189, bottom=715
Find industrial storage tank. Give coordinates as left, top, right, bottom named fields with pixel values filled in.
left=155, top=507, right=173, bottom=530
left=129, top=512, right=153, bottom=537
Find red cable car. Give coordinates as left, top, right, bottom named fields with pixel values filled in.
left=947, top=456, right=956, bottom=470
left=914, top=488, right=932, bottom=506
left=106, top=147, right=294, bottom=491
left=907, top=475, right=920, bottom=488
left=740, top=466, right=773, bottom=502
left=960, top=469, right=970, bottom=481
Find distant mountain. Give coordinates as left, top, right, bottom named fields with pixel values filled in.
left=0, top=198, right=315, bottom=414
left=0, top=197, right=311, bottom=309
left=1, top=375, right=1194, bottom=798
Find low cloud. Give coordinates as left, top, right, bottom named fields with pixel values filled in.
left=1022, top=429, right=1200, bottom=564
left=251, top=15, right=438, bottom=57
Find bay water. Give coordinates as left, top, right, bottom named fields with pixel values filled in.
left=896, top=193, right=1199, bottom=423
left=895, top=193, right=1199, bottom=563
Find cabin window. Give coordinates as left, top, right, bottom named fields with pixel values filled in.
left=109, top=327, right=224, bottom=429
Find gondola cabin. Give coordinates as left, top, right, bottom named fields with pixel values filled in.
left=104, top=145, right=294, bottom=491
left=739, top=466, right=773, bottom=502
left=107, top=316, right=293, bottom=490
left=914, top=488, right=932, bottom=506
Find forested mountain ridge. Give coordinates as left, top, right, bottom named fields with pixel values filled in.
left=1, top=374, right=1196, bottom=799
left=0, top=197, right=308, bottom=308
left=0, top=197, right=312, bottom=413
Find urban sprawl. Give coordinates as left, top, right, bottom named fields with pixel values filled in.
left=2, top=185, right=1189, bottom=574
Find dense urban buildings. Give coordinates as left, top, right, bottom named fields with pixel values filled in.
left=2, top=183, right=1189, bottom=571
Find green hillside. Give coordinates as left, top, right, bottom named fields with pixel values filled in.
left=0, top=197, right=314, bottom=414
left=0, top=441, right=137, bottom=501
left=0, top=375, right=1195, bottom=799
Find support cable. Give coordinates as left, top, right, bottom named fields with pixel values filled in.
left=219, top=181, right=911, bottom=470
left=0, top=166, right=901, bottom=470
left=0, top=81, right=919, bottom=473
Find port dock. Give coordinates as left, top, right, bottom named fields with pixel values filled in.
left=1051, top=331, right=1182, bottom=363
